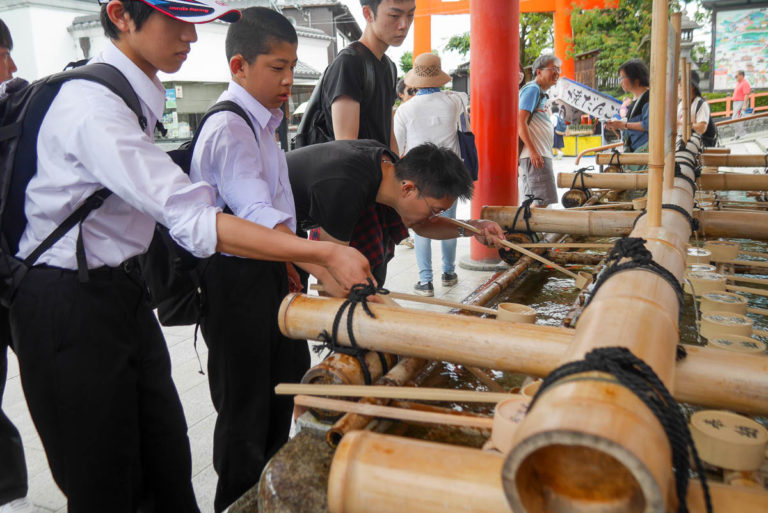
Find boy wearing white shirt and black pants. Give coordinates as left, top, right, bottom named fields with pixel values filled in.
left=189, top=8, right=337, bottom=511
left=8, top=1, right=372, bottom=511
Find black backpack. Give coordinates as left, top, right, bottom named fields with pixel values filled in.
left=137, top=100, right=256, bottom=327
left=0, top=63, right=144, bottom=307
left=294, top=41, right=396, bottom=148
left=695, top=97, right=719, bottom=148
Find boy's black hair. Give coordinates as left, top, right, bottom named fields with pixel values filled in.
left=100, top=1, right=156, bottom=40
left=360, top=0, right=384, bottom=16
left=395, top=143, right=473, bottom=201
left=0, top=18, right=12, bottom=50
left=551, top=104, right=559, bottom=113
left=619, top=59, right=650, bottom=88
left=225, top=7, right=297, bottom=63
left=737, top=70, right=745, bottom=78
left=396, top=78, right=406, bottom=96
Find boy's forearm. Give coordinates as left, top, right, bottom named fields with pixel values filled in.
left=215, top=213, right=329, bottom=265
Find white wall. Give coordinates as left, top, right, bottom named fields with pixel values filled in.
left=2, top=1, right=99, bottom=80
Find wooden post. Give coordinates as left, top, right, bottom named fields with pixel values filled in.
left=682, top=58, right=691, bottom=143
left=277, top=294, right=768, bottom=415
left=665, top=13, right=682, bottom=190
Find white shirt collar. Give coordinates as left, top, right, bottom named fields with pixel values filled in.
left=97, top=41, right=167, bottom=120
left=227, top=81, right=284, bottom=133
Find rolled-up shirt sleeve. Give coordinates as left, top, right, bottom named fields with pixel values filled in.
left=70, top=88, right=221, bottom=257
left=199, top=114, right=293, bottom=230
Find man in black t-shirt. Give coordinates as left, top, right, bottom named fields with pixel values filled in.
left=288, top=140, right=503, bottom=284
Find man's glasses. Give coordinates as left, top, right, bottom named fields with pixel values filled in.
left=543, top=67, right=561, bottom=74
left=419, top=191, right=446, bottom=220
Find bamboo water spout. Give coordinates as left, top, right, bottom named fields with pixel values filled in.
left=278, top=294, right=768, bottom=414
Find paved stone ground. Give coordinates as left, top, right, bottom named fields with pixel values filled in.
left=6, top=131, right=768, bottom=512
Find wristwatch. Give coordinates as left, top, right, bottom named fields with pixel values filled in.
left=457, top=225, right=466, bottom=237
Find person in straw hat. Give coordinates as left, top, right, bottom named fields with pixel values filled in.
left=394, top=52, right=470, bottom=296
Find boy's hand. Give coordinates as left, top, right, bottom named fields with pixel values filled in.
left=325, top=244, right=375, bottom=292
left=317, top=275, right=347, bottom=298
left=468, top=220, right=506, bottom=248
left=529, top=150, right=544, bottom=169
left=286, top=263, right=303, bottom=293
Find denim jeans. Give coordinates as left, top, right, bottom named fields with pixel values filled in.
left=414, top=201, right=458, bottom=284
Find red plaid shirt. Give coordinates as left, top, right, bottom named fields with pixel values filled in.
left=310, top=203, right=408, bottom=269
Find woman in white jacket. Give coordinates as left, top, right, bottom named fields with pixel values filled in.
left=394, top=53, right=469, bottom=297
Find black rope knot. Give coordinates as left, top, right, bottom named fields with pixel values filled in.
left=633, top=204, right=699, bottom=234
left=508, top=194, right=542, bottom=242
left=607, top=236, right=652, bottom=265
left=569, top=166, right=594, bottom=197
left=528, top=346, right=713, bottom=513
left=313, top=278, right=390, bottom=384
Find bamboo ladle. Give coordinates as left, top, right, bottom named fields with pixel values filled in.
left=445, top=218, right=593, bottom=289
left=310, top=284, right=498, bottom=316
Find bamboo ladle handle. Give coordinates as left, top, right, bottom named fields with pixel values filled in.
left=309, top=284, right=498, bottom=316
left=444, top=218, right=592, bottom=289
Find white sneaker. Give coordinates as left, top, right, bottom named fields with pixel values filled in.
left=0, top=498, right=38, bottom=513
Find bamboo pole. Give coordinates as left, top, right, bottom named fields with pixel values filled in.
left=443, top=218, right=589, bottom=287
left=681, top=57, right=691, bottom=144
left=747, top=306, right=768, bottom=316
left=293, top=395, right=494, bottom=430
left=716, top=110, right=768, bottom=126
left=726, top=274, right=768, bottom=286
left=594, top=152, right=768, bottom=169
left=277, top=383, right=511, bottom=404
left=327, top=430, right=768, bottom=513
left=278, top=294, right=768, bottom=414
left=513, top=242, right=614, bottom=249
left=665, top=15, right=682, bottom=189
left=740, top=250, right=768, bottom=259
left=558, top=171, right=768, bottom=191
left=727, top=284, right=768, bottom=298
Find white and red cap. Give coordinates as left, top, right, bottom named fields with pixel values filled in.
left=98, top=0, right=241, bottom=24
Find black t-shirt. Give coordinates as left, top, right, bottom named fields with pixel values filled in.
left=287, top=139, right=397, bottom=241
left=320, top=43, right=396, bottom=146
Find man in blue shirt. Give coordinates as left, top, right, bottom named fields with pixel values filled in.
left=518, top=54, right=560, bottom=206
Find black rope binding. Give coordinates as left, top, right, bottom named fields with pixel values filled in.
left=602, top=148, right=624, bottom=173
left=569, top=166, right=594, bottom=198
left=673, top=163, right=697, bottom=196
left=582, top=237, right=685, bottom=317
left=633, top=204, right=699, bottom=233
left=508, top=194, right=542, bottom=242
left=314, top=279, right=390, bottom=385
left=527, top=346, right=713, bottom=513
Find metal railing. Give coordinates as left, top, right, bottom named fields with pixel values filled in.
left=708, top=91, right=768, bottom=118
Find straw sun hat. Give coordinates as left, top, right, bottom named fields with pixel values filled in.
left=405, top=53, right=451, bottom=88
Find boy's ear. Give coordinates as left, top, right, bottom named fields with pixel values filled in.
left=106, top=0, right=132, bottom=34
left=362, top=5, right=375, bottom=24
left=229, top=54, right=246, bottom=77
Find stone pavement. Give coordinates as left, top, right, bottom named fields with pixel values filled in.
left=6, top=130, right=768, bottom=512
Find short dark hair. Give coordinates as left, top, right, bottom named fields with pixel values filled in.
left=532, top=54, right=559, bottom=74
left=226, top=7, right=297, bottom=63
left=361, top=0, right=384, bottom=16
left=396, top=78, right=406, bottom=96
left=0, top=18, right=12, bottom=50
left=737, top=70, right=745, bottom=78
left=395, top=143, right=473, bottom=201
left=100, top=1, right=156, bottom=40
left=618, top=59, right=649, bottom=88
left=551, top=104, right=559, bottom=113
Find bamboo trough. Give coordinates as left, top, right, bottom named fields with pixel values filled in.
left=556, top=171, right=768, bottom=191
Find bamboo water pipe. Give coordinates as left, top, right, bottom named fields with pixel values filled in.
left=594, top=152, right=768, bottom=169
left=558, top=171, right=768, bottom=191
left=574, top=141, right=623, bottom=164
left=666, top=16, right=682, bottom=189
left=703, top=148, right=731, bottom=154
left=715, top=110, right=768, bottom=127
left=277, top=383, right=511, bottom=404
left=443, top=218, right=592, bottom=288
left=278, top=294, right=768, bottom=414
left=327, top=430, right=768, bottom=513
left=681, top=57, right=691, bottom=144
left=482, top=206, right=768, bottom=240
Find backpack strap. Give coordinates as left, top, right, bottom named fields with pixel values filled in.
left=348, top=41, right=377, bottom=107
left=190, top=100, right=257, bottom=150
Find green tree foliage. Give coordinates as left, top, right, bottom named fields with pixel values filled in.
left=445, top=32, right=470, bottom=57
left=571, top=0, right=654, bottom=87
left=400, top=51, right=413, bottom=74
left=520, top=13, right=553, bottom=67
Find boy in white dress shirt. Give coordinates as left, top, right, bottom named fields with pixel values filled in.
left=8, top=1, right=371, bottom=511
left=189, top=8, right=338, bottom=511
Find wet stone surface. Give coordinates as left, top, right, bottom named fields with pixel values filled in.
left=229, top=429, right=334, bottom=513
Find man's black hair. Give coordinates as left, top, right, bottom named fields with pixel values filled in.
left=395, top=143, right=473, bottom=201
left=360, top=0, right=384, bottom=16
left=618, top=59, right=650, bottom=88
left=551, top=104, right=559, bottom=113
left=0, top=18, right=12, bottom=50
left=100, top=1, right=156, bottom=40
left=737, top=70, right=745, bottom=78
left=225, top=7, right=297, bottom=63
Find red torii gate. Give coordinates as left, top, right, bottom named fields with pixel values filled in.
left=412, top=0, right=617, bottom=261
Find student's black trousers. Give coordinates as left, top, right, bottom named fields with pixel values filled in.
left=9, top=266, right=199, bottom=513
left=0, top=307, right=27, bottom=505
left=200, top=255, right=310, bottom=513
